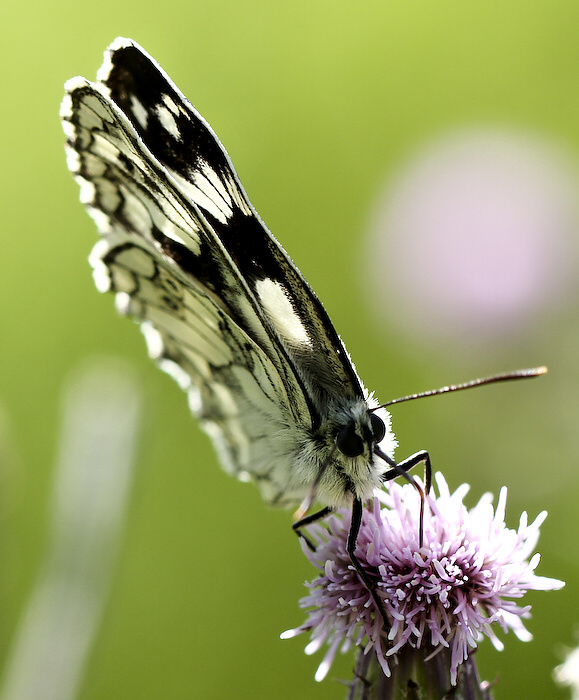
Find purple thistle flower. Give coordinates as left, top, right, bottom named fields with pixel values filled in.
left=282, top=473, right=563, bottom=687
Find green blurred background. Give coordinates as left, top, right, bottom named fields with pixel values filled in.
left=1, top=1, right=578, bottom=698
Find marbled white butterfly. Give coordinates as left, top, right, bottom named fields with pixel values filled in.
left=61, top=38, right=545, bottom=614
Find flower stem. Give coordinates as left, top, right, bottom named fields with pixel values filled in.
left=347, top=646, right=494, bottom=700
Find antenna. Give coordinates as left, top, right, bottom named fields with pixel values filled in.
left=373, top=366, right=547, bottom=410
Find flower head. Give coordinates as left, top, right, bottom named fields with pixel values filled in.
left=282, top=473, right=563, bottom=685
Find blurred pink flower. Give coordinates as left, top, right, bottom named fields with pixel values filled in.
left=367, top=129, right=578, bottom=344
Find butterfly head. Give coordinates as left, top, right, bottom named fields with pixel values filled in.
left=335, top=412, right=386, bottom=459
left=307, top=399, right=397, bottom=507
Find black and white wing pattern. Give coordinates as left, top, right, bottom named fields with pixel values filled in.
left=60, top=37, right=396, bottom=509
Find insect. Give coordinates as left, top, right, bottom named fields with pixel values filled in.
left=61, top=38, right=545, bottom=617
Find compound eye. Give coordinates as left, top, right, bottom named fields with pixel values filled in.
left=336, top=422, right=364, bottom=458
left=370, top=413, right=386, bottom=444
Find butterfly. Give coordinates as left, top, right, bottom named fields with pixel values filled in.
left=61, top=38, right=545, bottom=616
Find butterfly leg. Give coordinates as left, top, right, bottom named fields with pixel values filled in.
left=347, top=496, right=389, bottom=623
left=377, top=448, right=432, bottom=547
left=294, top=499, right=389, bottom=624
left=380, top=449, right=432, bottom=491
left=292, top=506, right=332, bottom=551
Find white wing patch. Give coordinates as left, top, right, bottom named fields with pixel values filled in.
left=156, top=103, right=181, bottom=141
left=161, top=93, right=180, bottom=115
left=256, top=278, right=312, bottom=348
left=130, top=95, right=148, bottom=129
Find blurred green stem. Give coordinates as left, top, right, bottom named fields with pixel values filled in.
left=0, top=359, right=140, bottom=700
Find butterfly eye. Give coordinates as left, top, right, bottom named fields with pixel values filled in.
left=336, top=422, right=364, bottom=458
left=370, top=413, right=386, bottom=444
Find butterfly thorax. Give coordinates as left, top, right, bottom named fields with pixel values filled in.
left=240, top=396, right=396, bottom=509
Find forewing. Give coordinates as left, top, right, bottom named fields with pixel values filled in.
left=97, top=38, right=366, bottom=410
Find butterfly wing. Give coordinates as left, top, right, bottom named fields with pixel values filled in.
left=61, top=38, right=374, bottom=506
left=95, top=38, right=365, bottom=406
